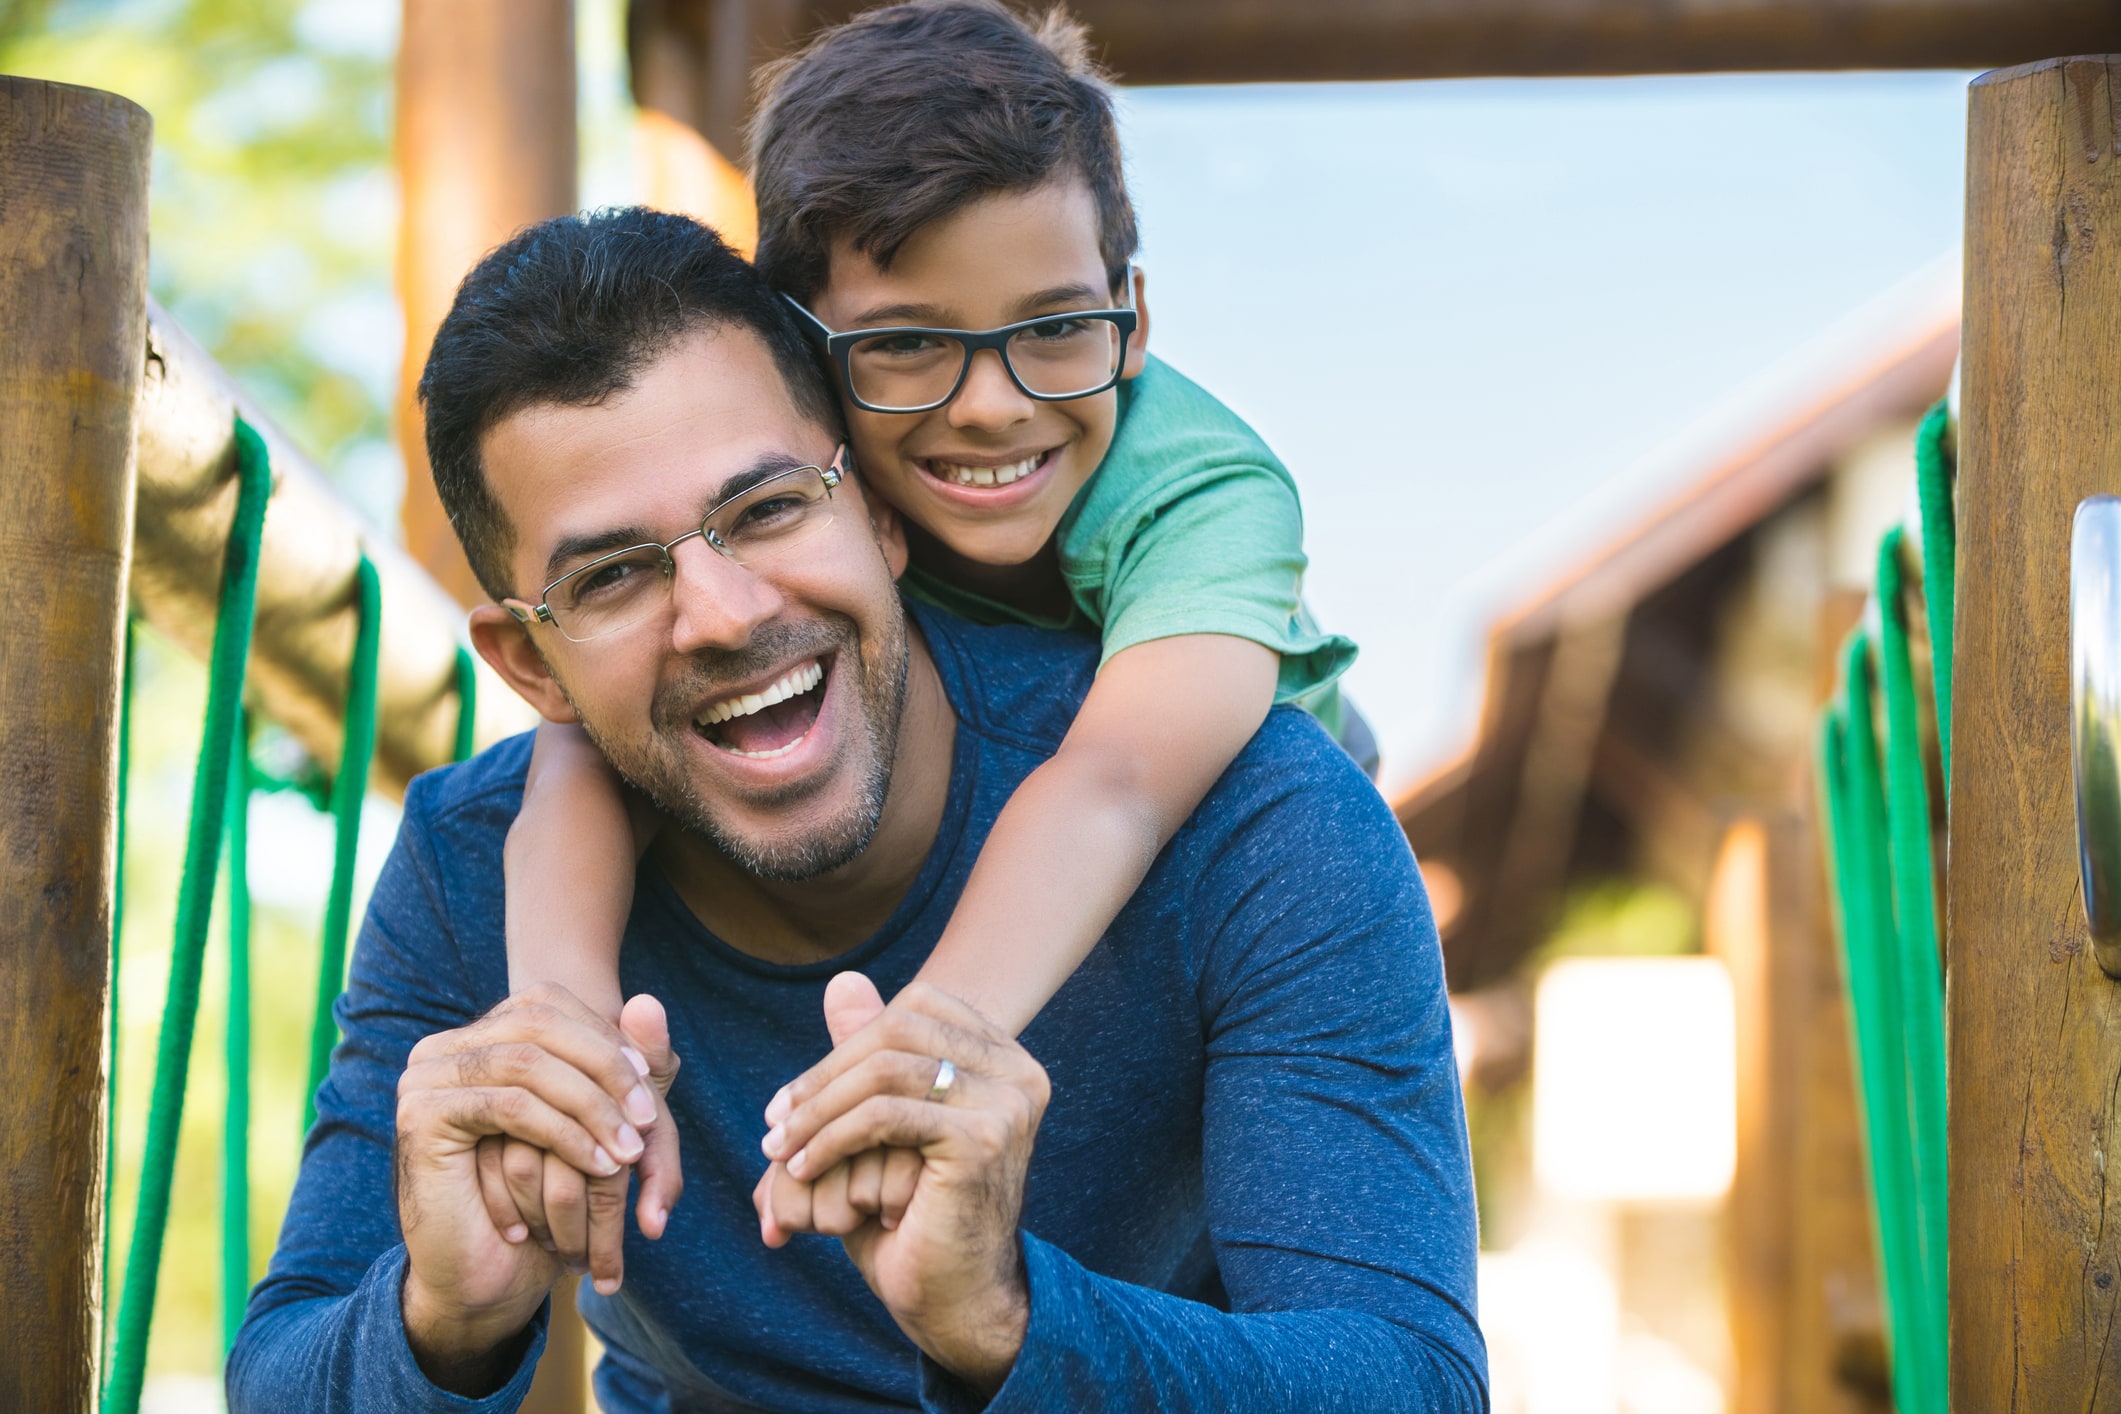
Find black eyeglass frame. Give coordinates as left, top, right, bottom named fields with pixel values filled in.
left=784, top=286, right=1140, bottom=415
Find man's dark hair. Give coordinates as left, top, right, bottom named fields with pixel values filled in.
left=748, top=1, right=1139, bottom=303
left=419, top=207, right=840, bottom=599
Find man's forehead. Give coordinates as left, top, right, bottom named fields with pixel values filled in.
left=479, top=327, right=827, bottom=580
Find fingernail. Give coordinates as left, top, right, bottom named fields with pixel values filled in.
left=765, top=1087, right=792, bottom=1125
left=881, top=1215, right=896, bottom=1231
left=505, top=1224, right=528, bottom=1244
left=594, top=1276, right=622, bottom=1296
left=622, top=1046, right=650, bottom=1078
left=653, top=1204, right=669, bottom=1233
left=594, top=1145, right=619, bottom=1176
left=761, top=1124, right=786, bottom=1159
left=787, top=1147, right=808, bottom=1178
left=626, top=1084, right=656, bottom=1125
left=614, top=1125, right=643, bottom=1160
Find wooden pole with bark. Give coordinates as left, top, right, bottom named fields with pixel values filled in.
left=0, top=74, right=151, bottom=1411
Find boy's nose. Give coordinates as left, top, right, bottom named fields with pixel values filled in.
left=946, top=346, right=1034, bottom=433
left=666, top=537, right=782, bottom=654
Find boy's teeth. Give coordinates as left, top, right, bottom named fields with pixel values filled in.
left=698, top=661, right=823, bottom=726
left=930, top=454, right=1039, bottom=488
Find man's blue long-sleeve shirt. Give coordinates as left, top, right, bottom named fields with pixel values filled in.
left=228, top=605, right=1487, bottom=1411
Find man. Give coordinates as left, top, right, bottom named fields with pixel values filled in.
left=227, top=209, right=1486, bottom=1411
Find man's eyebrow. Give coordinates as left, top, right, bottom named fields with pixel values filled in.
left=845, top=283, right=1110, bottom=331
left=539, top=452, right=815, bottom=586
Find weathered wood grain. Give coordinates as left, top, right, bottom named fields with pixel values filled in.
left=0, top=73, right=151, bottom=1412
left=1953, top=53, right=2121, bottom=1412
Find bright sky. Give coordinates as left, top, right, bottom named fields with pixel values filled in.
left=1114, top=72, right=1972, bottom=791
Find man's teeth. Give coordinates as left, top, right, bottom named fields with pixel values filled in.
left=697, top=661, right=823, bottom=726
left=929, top=454, right=1040, bottom=488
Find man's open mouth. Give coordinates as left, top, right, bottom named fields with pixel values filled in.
left=693, top=659, right=827, bottom=759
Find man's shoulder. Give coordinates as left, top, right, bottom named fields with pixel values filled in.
left=400, top=730, right=534, bottom=853
left=912, top=599, right=1100, bottom=755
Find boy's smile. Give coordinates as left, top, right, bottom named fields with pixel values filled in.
left=805, top=178, right=1150, bottom=605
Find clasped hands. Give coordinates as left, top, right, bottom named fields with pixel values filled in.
left=394, top=974, right=1046, bottom=1395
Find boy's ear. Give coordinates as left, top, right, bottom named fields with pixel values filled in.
left=469, top=603, right=581, bottom=725
left=859, top=476, right=912, bottom=580
left=1120, top=265, right=1150, bottom=380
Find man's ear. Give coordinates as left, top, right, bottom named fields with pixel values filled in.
left=859, top=476, right=912, bottom=580
left=469, top=603, right=580, bottom=725
left=1120, top=265, right=1150, bottom=380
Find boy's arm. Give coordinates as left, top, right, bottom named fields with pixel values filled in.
left=505, top=720, right=656, bottom=1020
left=913, top=633, right=1277, bottom=1035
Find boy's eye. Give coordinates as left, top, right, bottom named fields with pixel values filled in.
left=860, top=332, right=950, bottom=358
left=1020, top=317, right=1092, bottom=343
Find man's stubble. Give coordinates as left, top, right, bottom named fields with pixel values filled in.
left=558, top=596, right=911, bottom=882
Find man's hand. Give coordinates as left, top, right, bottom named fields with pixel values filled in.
left=393, top=985, right=677, bottom=1394
left=754, top=974, right=1048, bottom=1394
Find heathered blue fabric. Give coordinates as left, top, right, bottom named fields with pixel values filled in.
left=227, top=603, right=1486, bottom=1413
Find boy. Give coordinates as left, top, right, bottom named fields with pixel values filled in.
left=498, top=0, right=1366, bottom=1247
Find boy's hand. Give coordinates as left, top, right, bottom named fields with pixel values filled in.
left=471, top=993, right=684, bottom=1294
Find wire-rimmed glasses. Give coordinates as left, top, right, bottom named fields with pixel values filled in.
left=785, top=277, right=1138, bottom=415
left=504, top=449, right=847, bottom=643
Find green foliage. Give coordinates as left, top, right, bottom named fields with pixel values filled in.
left=2, top=0, right=402, bottom=528
left=1535, top=878, right=1699, bottom=962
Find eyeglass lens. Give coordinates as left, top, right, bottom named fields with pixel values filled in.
left=545, top=465, right=837, bottom=642
left=847, top=315, right=1124, bottom=412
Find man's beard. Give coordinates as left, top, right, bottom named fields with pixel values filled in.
left=562, top=600, right=910, bottom=881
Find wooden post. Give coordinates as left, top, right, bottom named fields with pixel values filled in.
left=1954, top=54, right=2121, bottom=1409
left=0, top=76, right=151, bottom=1410
left=396, top=0, right=577, bottom=607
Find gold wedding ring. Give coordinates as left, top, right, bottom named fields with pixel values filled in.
left=925, top=1057, right=956, bottom=1104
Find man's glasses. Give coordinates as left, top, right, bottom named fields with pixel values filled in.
left=504, top=450, right=846, bottom=643
left=785, top=278, right=1138, bottom=415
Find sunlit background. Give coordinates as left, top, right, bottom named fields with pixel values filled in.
left=1, top=0, right=1969, bottom=1408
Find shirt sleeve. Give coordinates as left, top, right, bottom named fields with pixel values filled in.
left=919, top=715, right=1487, bottom=1413
left=225, top=781, right=547, bottom=1413
left=1084, top=461, right=1357, bottom=710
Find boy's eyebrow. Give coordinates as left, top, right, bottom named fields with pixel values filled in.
left=845, top=282, right=1112, bottom=331
left=539, top=451, right=813, bottom=585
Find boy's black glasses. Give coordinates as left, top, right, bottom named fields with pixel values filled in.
left=784, top=287, right=1138, bottom=415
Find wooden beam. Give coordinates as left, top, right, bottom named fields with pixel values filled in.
left=132, top=302, right=534, bottom=798
left=0, top=74, right=151, bottom=1410
left=1953, top=54, right=2121, bottom=1410
left=395, top=0, right=577, bottom=608
left=631, top=0, right=2121, bottom=109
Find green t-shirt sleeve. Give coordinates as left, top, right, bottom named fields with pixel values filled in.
left=1083, top=461, right=1355, bottom=709
left=1061, top=359, right=1356, bottom=712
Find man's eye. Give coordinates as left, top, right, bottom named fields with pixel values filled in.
left=732, top=494, right=806, bottom=531
left=574, top=559, right=642, bottom=600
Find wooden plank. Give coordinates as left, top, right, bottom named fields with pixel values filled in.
left=0, top=74, right=151, bottom=1410
left=395, top=0, right=577, bottom=607
left=1953, top=53, right=2121, bottom=1411
left=630, top=0, right=2121, bottom=111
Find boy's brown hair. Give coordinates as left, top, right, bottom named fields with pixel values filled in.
left=748, top=0, right=1139, bottom=303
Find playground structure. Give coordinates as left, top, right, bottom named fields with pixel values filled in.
left=11, top=5, right=2121, bottom=1413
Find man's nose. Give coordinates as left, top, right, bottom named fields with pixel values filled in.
left=666, top=537, right=781, bottom=654
left=946, top=346, right=1034, bottom=433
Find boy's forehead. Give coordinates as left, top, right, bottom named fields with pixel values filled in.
left=818, top=178, right=1109, bottom=326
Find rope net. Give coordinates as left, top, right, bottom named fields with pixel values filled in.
left=101, top=416, right=478, bottom=1411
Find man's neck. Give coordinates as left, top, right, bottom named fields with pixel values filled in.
left=648, top=626, right=957, bottom=966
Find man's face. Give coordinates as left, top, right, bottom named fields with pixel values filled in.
left=479, top=325, right=912, bottom=879
left=806, top=178, right=1146, bottom=570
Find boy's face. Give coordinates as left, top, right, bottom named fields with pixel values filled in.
left=806, top=178, right=1149, bottom=570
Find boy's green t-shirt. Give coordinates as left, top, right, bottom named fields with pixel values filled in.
left=901, top=354, right=1357, bottom=734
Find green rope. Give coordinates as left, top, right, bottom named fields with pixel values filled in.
left=453, top=644, right=479, bottom=763
left=1913, top=399, right=1955, bottom=789
left=304, top=555, right=382, bottom=1132
left=221, top=710, right=253, bottom=1355
left=1874, top=531, right=1950, bottom=1405
left=103, top=617, right=134, bottom=1363
left=104, top=419, right=273, bottom=1414
left=1819, top=632, right=1942, bottom=1414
